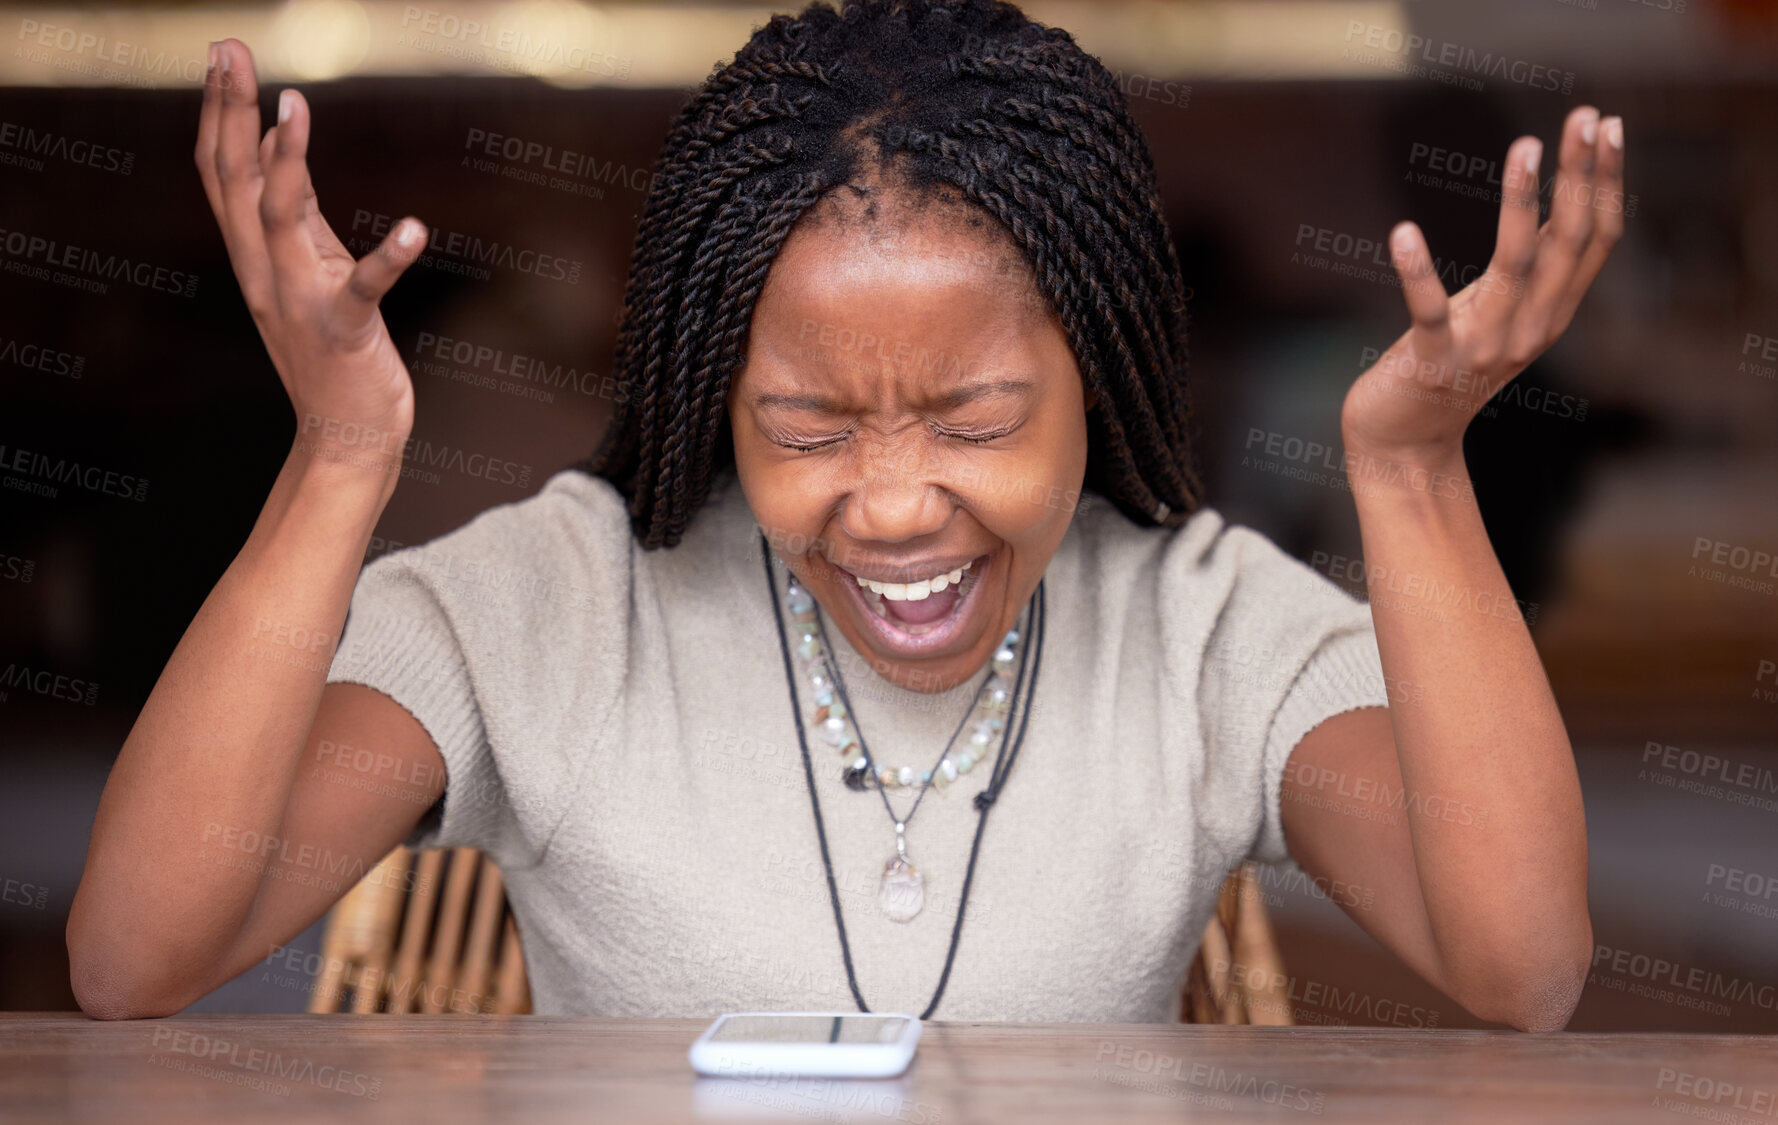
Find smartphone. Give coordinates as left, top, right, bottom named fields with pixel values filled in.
left=688, top=1012, right=922, bottom=1078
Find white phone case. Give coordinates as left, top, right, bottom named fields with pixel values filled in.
left=688, top=1011, right=923, bottom=1078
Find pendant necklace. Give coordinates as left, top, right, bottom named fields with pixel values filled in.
left=774, top=556, right=1028, bottom=924
left=760, top=532, right=1047, bottom=1017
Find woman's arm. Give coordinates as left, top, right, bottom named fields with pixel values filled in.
left=1277, top=104, right=1625, bottom=1031
left=65, top=39, right=447, bottom=1018
left=66, top=452, right=447, bottom=1018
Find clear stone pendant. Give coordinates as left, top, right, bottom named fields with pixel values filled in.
left=880, top=855, right=924, bottom=922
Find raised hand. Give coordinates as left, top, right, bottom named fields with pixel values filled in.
left=195, top=39, right=427, bottom=468
left=1341, top=105, right=1625, bottom=468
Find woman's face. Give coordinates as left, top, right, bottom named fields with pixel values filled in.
left=729, top=193, right=1090, bottom=693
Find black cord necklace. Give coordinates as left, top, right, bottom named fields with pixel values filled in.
left=760, top=534, right=1047, bottom=1019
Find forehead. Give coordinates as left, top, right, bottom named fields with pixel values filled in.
left=756, top=187, right=1050, bottom=340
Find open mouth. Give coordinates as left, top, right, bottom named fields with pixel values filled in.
left=827, top=552, right=993, bottom=656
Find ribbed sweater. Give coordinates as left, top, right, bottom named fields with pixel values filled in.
left=326, top=468, right=1389, bottom=1021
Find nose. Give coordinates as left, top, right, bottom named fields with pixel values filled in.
left=839, top=439, right=951, bottom=544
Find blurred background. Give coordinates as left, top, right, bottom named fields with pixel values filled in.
left=1, top=0, right=1774, bottom=1030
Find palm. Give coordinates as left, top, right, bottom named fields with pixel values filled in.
left=1341, top=107, right=1626, bottom=464
left=195, top=39, right=426, bottom=445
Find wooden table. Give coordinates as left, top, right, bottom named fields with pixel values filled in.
left=3, top=1014, right=1775, bottom=1123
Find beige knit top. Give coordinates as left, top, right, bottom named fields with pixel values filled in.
left=326, top=468, right=1388, bottom=1021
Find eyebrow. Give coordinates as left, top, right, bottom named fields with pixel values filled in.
left=750, top=378, right=1037, bottom=413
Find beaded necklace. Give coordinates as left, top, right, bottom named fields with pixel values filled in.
left=761, top=533, right=1047, bottom=1017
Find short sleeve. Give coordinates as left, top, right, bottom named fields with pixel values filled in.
left=1180, top=521, right=1392, bottom=871
left=323, top=469, right=639, bottom=865
left=1253, top=615, right=1392, bottom=866
left=327, top=553, right=510, bottom=854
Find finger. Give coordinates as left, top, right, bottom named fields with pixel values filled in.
left=1388, top=221, right=1454, bottom=365
left=1554, top=114, right=1625, bottom=330
left=334, top=218, right=427, bottom=337
left=194, top=42, right=225, bottom=222
left=212, top=39, right=273, bottom=304
left=1469, top=135, right=1543, bottom=338
left=260, top=88, right=320, bottom=272
left=1511, top=106, right=1601, bottom=362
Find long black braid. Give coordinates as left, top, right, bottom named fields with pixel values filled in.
left=576, top=0, right=1202, bottom=549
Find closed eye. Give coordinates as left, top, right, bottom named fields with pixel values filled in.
left=771, top=427, right=852, bottom=453
left=937, top=424, right=1019, bottom=445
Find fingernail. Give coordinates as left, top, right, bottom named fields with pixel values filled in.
left=219, top=43, right=231, bottom=77
left=1604, top=116, right=1623, bottom=151
left=396, top=221, right=420, bottom=248
left=1523, top=139, right=1542, bottom=174
left=207, top=42, right=218, bottom=72
left=1580, top=111, right=1598, bottom=146
left=278, top=89, right=293, bottom=123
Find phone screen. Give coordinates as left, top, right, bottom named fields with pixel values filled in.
left=709, top=1015, right=909, bottom=1044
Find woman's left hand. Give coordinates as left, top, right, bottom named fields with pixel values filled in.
left=1340, top=105, right=1625, bottom=469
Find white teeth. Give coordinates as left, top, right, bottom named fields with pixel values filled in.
left=854, top=558, right=974, bottom=602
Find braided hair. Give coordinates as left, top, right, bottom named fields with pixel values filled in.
left=577, top=0, right=1201, bottom=549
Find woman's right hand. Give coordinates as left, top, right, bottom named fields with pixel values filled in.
left=196, top=39, right=426, bottom=468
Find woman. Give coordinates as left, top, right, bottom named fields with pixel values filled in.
left=68, top=0, right=1619, bottom=1028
